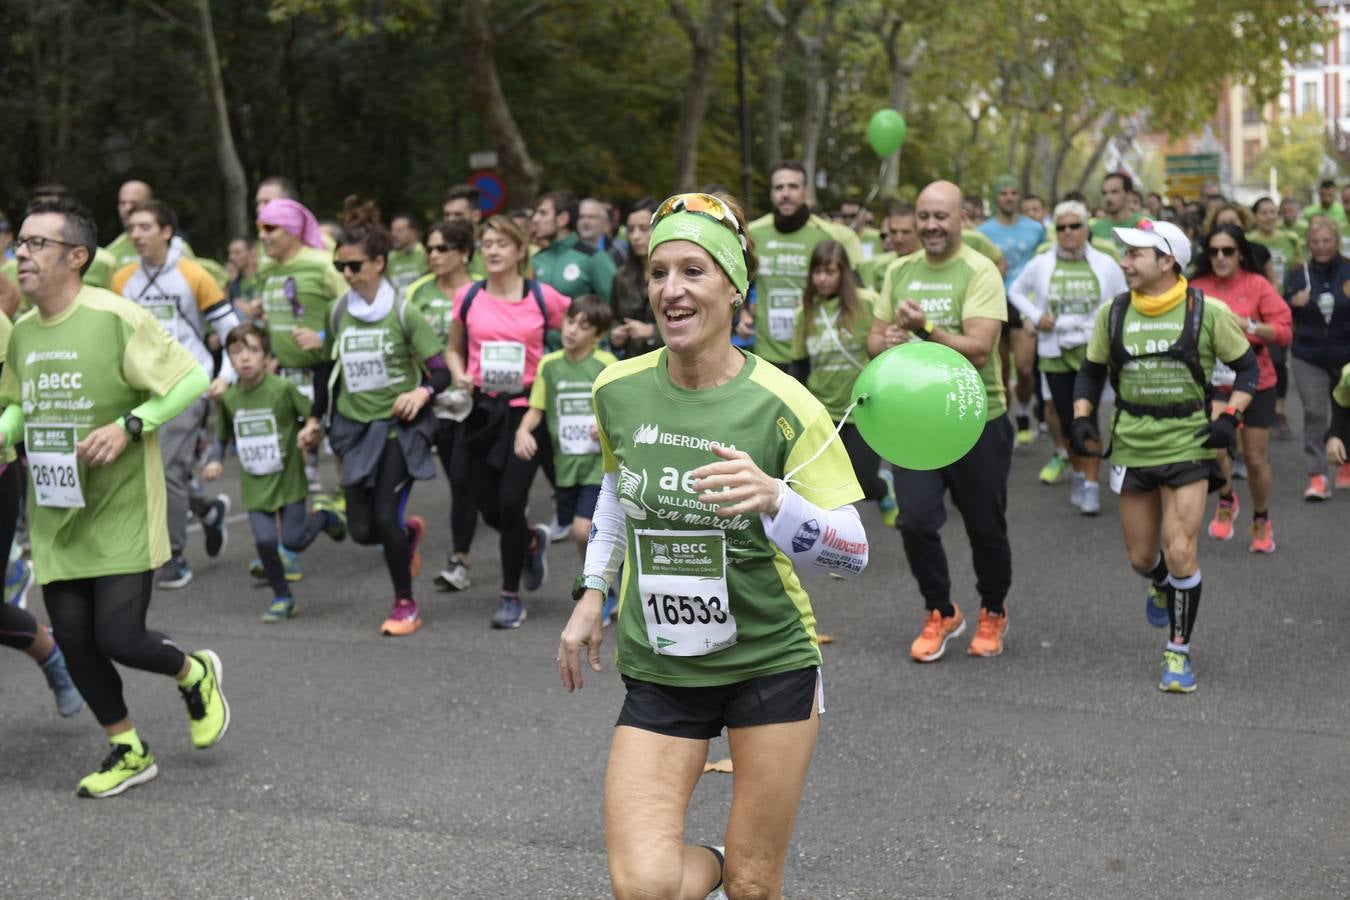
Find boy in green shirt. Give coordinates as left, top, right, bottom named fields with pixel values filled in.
left=514, top=295, right=617, bottom=562
left=202, top=324, right=347, bottom=622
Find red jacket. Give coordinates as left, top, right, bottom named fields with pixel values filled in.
left=1191, top=269, right=1293, bottom=392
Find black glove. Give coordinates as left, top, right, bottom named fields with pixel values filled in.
left=1194, top=411, right=1239, bottom=450
left=1068, top=416, right=1100, bottom=457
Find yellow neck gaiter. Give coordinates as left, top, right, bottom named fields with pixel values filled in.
left=1130, top=276, right=1188, bottom=317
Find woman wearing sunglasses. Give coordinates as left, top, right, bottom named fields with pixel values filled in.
left=298, top=199, right=451, bottom=636
left=1190, top=224, right=1292, bottom=552
left=557, top=192, right=868, bottom=899
left=407, top=220, right=480, bottom=593
left=1009, top=200, right=1127, bottom=514
left=445, top=215, right=572, bottom=630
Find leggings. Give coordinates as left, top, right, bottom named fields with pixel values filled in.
left=433, top=418, right=478, bottom=556
left=345, top=439, right=416, bottom=600
left=464, top=407, right=542, bottom=593
left=44, top=571, right=186, bottom=726
left=248, top=501, right=329, bottom=598
left=0, top=461, right=37, bottom=651
left=840, top=423, right=886, bottom=502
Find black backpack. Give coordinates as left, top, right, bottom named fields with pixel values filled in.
left=1105, top=287, right=1212, bottom=420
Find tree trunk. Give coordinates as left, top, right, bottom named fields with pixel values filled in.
left=762, top=0, right=807, bottom=171
left=880, top=16, right=923, bottom=194
left=461, top=0, right=542, bottom=205
left=1074, top=110, right=1121, bottom=193
left=669, top=0, right=731, bottom=191
left=193, top=0, right=249, bottom=241
left=798, top=2, right=838, bottom=191
left=53, top=0, right=76, bottom=178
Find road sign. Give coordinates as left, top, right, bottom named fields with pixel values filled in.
left=469, top=170, right=506, bottom=216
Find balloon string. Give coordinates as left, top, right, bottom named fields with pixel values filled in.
left=784, top=397, right=862, bottom=487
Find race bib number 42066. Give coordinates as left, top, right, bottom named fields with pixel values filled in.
left=635, top=528, right=735, bottom=656
left=26, top=424, right=85, bottom=508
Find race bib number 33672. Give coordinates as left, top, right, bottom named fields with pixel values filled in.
left=26, top=424, right=85, bottom=508
left=635, top=528, right=736, bottom=656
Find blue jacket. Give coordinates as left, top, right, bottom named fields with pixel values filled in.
left=1282, top=256, right=1350, bottom=369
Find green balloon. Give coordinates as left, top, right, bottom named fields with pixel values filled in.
left=867, top=109, right=907, bottom=158
left=849, top=342, right=986, bottom=470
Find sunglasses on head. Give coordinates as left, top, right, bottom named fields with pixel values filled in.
left=333, top=259, right=369, bottom=273
left=1055, top=222, right=1084, bottom=233
left=651, top=193, right=748, bottom=248
left=1207, top=246, right=1237, bottom=258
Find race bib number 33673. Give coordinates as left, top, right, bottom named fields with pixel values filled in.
left=26, top=424, right=85, bottom=508
left=635, top=528, right=735, bottom=656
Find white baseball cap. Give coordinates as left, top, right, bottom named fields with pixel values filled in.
left=1113, top=219, right=1191, bottom=270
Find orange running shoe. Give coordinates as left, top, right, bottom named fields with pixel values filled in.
left=1304, top=475, right=1332, bottom=501
left=1249, top=518, right=1276, bottom=554
left=1337, top=463, right=1350, bottom=491
left=1207, top=494, right=1238, bottom=541
left=380, top=598, right=423, bottom=636
left=968, top=607, right=1009, bottom=658
left=910, top=604, right=965, bottom=662
left=405, top=515, right=426, bottom=578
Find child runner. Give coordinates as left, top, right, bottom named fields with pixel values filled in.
left=513, top=294, right=617, bottom=616
left=202, top=324, right=347, bottom=622
left=791, top=240, right=898, bottom=525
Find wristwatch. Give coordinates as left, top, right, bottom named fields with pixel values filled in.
left=121, top=414, right=144, bottom=442
left=1246, top=318, right=1260, bottom=335
left=915, top=321, right=935, bottom=340
left=571, top=574, right=609, bottom=601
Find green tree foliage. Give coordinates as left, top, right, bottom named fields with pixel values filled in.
left=0, top=0, right=1326, bottom=257
left=1257, top=111, right=1333, bottom=198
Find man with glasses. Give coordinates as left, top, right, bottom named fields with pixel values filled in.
left=1070, top=218, right=1256, bottom=693
left=577, top=197, right=625, bottom=268
left=866, top=180, right=1014, bottom=662
left=0, top=197, right=230, bottom=797
left=112, top=200, right=238, bottom=589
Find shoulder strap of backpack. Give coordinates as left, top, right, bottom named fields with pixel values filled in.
left=526, top=279, right=550, bottom=343
left=457, top=280, right=486, bottom=349
left=1176, top=287, right=1210, bottom=396
left=1106, top=291, right=1132, bottom=390
left=328, top=295, right=349, bottom=354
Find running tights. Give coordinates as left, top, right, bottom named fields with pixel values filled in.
left=433, top=419, right=478, bottom=557
left=44, top=571, right=186, bottom=726
left=840, top=423, right=886, bottom=502
left=345, top=440, right=415, bottom=600
left=466, top=408, right=542, bottom=593
left=249, top=502, right=330, bottom=598
left=0, top=462, right=35, bottom=650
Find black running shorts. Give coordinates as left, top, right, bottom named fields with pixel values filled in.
left=616, top=666, right=820, bottom=740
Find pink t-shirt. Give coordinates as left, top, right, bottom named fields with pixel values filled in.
left=452, top=280, right=571, bottom=406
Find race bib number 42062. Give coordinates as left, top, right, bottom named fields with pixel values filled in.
left=634, top=528, right=735, bottom=656
left=26, top=424, right=85, bottom=508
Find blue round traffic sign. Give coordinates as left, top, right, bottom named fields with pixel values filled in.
left=469, top=171, right=506, bottom=215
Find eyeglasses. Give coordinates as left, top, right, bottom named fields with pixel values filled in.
left=426, top=244, right=455, bottom=255
left=1207, top=246, right=1238, bottom=257
left=651, top=193, right=748, bottom=252
left=333, top=259, right=369, bottom=273
left=14, top=235, right=81, bottom=253
left=1055, top=223, right=1084, bottom=233
left=257, top=223, right=280, bottom=235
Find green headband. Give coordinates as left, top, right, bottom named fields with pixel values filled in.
left=649, top=210, right=749, bottom=296
left=992, top=175, right=1018, bottom=198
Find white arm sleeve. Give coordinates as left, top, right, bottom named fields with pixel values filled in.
left=760, top=480, right=869, bottom=577
left=1007, top=258, right=1043, bottom=322
left=582, top=472, right=628, bottom=587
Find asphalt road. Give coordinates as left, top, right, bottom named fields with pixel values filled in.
left=4, top=396, right=1349, bottom=899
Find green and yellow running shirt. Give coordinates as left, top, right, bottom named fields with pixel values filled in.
left=1247, top=229, right=1299, bottom=288
left=387, top=246, right=429, bottom=294
left=859, top=250, right=897, bottom=293
left=1089, top=212, right=1144, bottom=246
left=1037, top=259, right=1099, bottom=374
left=328, top=299, right=444, bottom=423
left=0, top=287, right=200, bottom=583
left=529, top=347, right=617, bottom=487
left=258, top=247, right=346, bottom=369
left=217, top=374, right=312, bottom=513
left=748, top=213, right=860, bottom=364
left=406, top=274, right=456, bottom=345
left=1085, top=295, right=1250, bottom=468
left=0, top=311, right=14, bottom=465
left=790, top=291, right=877, bottom=421
left=594, top=349, right=862, bottom=687
left=876, top=244, right=1008, bottom=419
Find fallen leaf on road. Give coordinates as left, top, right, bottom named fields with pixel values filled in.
left=818, top=633, right=836, bottom=644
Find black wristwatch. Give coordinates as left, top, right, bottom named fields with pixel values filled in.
left=122, top=414, right=143, bottom=442
left=571, top=574, right=608, bottom=601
